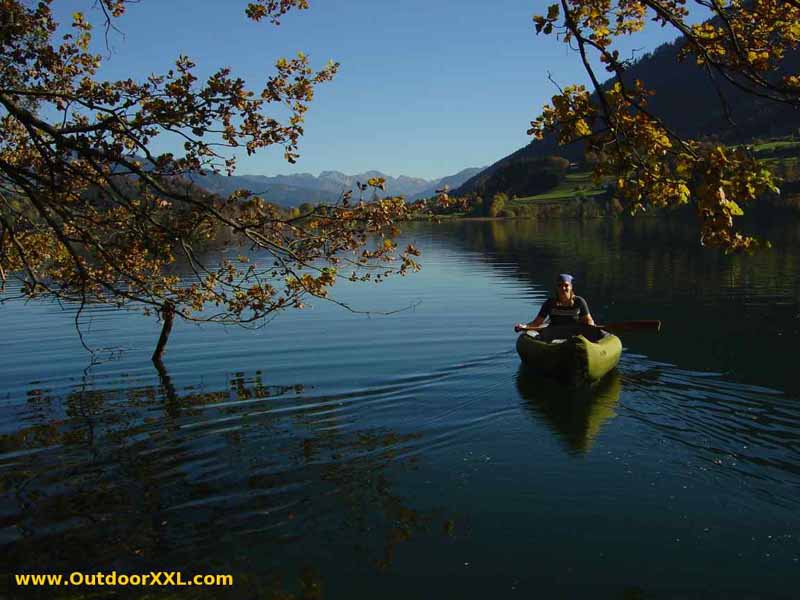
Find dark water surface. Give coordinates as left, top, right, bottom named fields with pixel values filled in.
left=1, top=219, right=799, bottom=598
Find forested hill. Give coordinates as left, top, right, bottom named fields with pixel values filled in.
left=455, top=33, right=800, bottom=197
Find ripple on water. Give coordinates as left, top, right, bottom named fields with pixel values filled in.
left=617, top=353, right=800, bottom=508
left=0, top=345, right=524, bottom=561
left=2, top=220, right=800, bottom=595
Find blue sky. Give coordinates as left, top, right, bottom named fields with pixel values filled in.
left=58, top=1, right=702, bottom=180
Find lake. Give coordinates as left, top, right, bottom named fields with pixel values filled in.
left=1, top=218, right=799, bottom=599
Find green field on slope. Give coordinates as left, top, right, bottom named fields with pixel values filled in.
left=508, top=138, right=800, bottom=207
left=509, top=171, right=604, bottom=206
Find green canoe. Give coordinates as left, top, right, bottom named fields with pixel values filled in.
left=516, top=327, right=622, bottom=385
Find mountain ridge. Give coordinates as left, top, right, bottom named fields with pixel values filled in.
left=454, top=31, right=800, bottom=198
left=188, top=167, right=485, bottom=207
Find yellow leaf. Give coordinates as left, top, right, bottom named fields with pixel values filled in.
left=677, top=183, right=691, bottom=204
left=574, top=119, right=591, bottom=137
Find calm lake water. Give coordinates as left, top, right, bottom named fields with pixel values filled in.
left=2, top=218, right=799, bottom=599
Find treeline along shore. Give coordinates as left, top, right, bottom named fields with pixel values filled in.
left=406, top=144, right=800, bottom=225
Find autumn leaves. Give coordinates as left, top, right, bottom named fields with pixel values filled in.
left=531, top=0, right=797, bottom=250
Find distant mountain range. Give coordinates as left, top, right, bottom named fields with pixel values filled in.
left=186, top=167, right=484, bottom=207
left=455, top=28, right=800, bottom=198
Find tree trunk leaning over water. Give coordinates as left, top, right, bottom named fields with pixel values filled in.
left=152, top=301, right=175, bottom=363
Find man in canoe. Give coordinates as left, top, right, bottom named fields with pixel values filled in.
left=514, top=274, right=623, bottom=383
left=514, top=274, right=595, bottom=334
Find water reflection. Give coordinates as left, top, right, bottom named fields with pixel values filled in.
left=4, top=219, right=800, bottom=598
left=516, top=367, right=622, bottom=454
left=0, top=364, right=446, bottom=586
left=618, top=357, right=800, bottom=506
left=428, top=218, right=800, bottom=394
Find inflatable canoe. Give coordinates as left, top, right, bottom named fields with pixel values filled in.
left=516, top=327, right=622, bottom=385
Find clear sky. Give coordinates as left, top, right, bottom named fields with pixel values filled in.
left=57, top=1, right=700, bottom=180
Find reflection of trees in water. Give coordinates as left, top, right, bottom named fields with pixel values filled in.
left=516, top=367, right=622, bottom=455
left=420, top=218, right=800, bottom=392
left=1, top=365, right=447, bottom=595
left=424, top=218, right=800, bottom=303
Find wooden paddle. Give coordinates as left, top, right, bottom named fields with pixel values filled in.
left=515, top=320, right=661, bottom=334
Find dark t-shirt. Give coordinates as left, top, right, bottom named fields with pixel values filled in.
left=536, top=295, right=590, bottom=327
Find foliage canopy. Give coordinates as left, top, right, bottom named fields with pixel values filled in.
left=0, top=0, right=418, bottom=355
left=531, top=0, right=800, bottom=250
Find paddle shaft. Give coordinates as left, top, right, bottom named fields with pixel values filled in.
left=516, top=320, right=661, bottom=334
left=598, top=320, right=661, bottom=333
